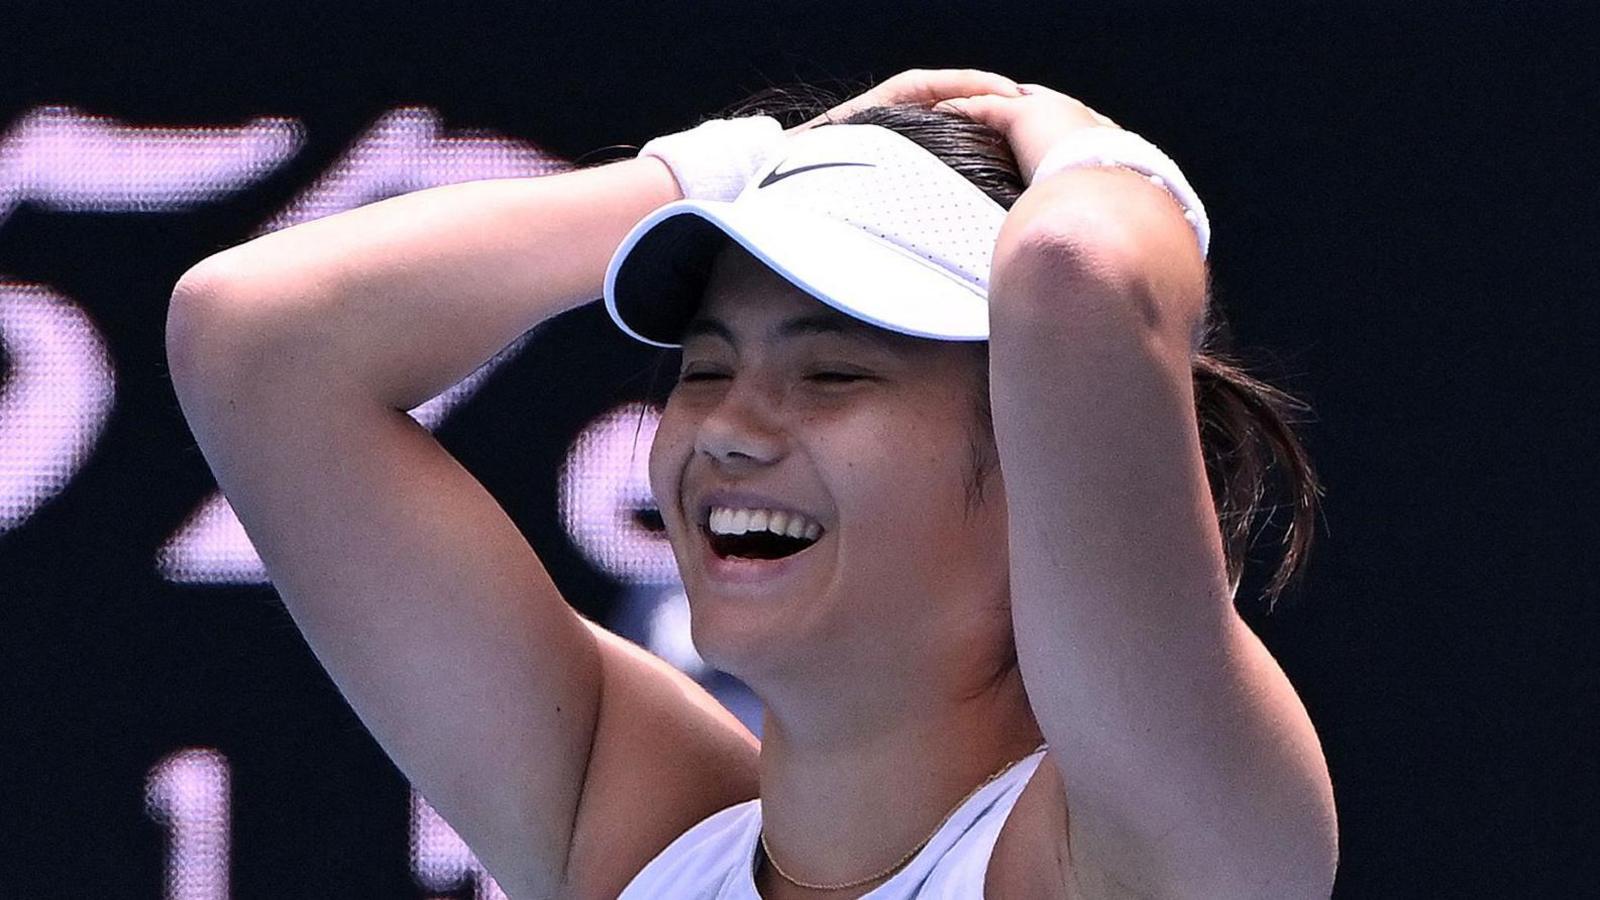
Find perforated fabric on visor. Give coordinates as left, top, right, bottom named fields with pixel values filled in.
left=604, top=124, right=1010, bottom=348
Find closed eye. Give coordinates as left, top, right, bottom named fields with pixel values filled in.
left=676, top=370, right=870, bottom=384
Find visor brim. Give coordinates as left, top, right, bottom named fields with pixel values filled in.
left=603, top=198, right=990, bottom=348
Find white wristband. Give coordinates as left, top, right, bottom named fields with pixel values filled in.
left=637, top=115, right=786, bottom=202
left=1030, top=127, right=1211, bottom=260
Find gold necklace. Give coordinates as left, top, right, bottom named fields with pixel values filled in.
left=758, top=743, right=1047, bottom=892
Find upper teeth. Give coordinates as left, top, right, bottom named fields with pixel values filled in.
left=708, top=506, right=822, bottom=541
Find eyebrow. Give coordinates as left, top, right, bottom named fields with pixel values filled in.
left=682, top=311, right=907, bottom=350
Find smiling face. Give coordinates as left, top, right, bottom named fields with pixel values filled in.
left=649, top=243, right=1013, bottom=688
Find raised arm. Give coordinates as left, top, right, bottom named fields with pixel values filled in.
left=942, top=88, right=1339, bottom=897
left=164, top=159, right=765, bottom=898
left=165, top=69, right=1028, bottom=898
left=169, top=160, right=676, bottom=411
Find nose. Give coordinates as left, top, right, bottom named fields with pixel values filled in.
left=693, top=377, right=786, bottom=469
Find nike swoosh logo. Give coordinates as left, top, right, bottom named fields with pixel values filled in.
left=757, top=161, right=876, bottom=189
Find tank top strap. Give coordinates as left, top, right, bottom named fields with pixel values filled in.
left=864, top=743, right=1049, bottom=897
left=735, top=743, right=1050, bottom=898
left=618, top=745, right=1052, bottom=899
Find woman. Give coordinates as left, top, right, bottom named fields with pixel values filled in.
left=166, top=70, right=1338, bottom=897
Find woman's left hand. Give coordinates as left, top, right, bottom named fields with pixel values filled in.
left=934, top=83, right=1121, bottom=184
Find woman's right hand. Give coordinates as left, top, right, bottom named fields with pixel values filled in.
left=789, top=67, right=1024, bottom=133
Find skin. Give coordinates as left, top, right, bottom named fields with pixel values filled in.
left=650, top=244, right=1048, bottom=894
left=643, top=100, right=1339, bottom=894
left=167, top=66, right=1335, bottom=897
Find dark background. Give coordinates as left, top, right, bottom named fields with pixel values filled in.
left=2, top=1, right=1595, bottom=896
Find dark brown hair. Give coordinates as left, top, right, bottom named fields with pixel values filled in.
left=674, top=88, right=1324, bottom=611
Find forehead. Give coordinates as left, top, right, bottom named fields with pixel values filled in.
left=685, top=244, right=917, bottom=352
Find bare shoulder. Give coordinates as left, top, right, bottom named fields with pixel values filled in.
left=987, top=750, right=1145, bottom=900
left=560, top=621, right=762, bottom=898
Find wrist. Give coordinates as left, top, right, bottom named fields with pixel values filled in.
left=1027, top=127, right=1210, bottom=260
left=1000, top=165, right=1209, bottom=326
left=627, top=153, right=686, bottom=203
left=637, top=115, right=786, bottom=202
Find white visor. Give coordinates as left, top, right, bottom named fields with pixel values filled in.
left=604, top=123, right=1008, bottom=348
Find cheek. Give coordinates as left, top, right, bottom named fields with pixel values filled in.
left=824, top=416, right=976, bottom=542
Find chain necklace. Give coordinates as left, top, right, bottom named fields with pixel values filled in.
left=758, top=742, right=1048, bottom=892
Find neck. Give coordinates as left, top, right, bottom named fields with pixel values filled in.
left=752, top=662, right=1044, bottom=895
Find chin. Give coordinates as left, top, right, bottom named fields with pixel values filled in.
left=675, top=583, right=794, bottom=686
left=663, top=519, right=843, bottom=682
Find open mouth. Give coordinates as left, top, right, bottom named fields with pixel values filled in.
left=704, top=527, right=820, bottom=560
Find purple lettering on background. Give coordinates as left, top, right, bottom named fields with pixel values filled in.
left=145, top=748, right=231, bottom=900
left=0, top=106, right=302, bottom=227
left=557, top=402, right=676, bottom=585
left=159, top=105, right=561, bottom=584
left=411, top=789, right=508, bottom=900
left=257, top=107, right=566, bottom=234
left=0, top=283, right=115, bottom=534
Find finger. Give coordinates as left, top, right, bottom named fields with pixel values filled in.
left=931, top=93, right=1020, bottom=130
left=887, top=68, right=1023, bottom=103
left=800, top=69, right=1023, bottom=133
left=1019, top=83, right=1121, bottom=128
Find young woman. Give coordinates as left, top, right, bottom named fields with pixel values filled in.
left=166, top=69, right=1338, bottom=898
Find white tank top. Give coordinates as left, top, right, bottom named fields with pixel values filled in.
left=618, top=746, right=1049, bottom=898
